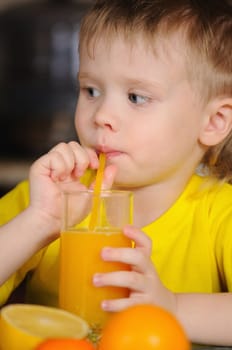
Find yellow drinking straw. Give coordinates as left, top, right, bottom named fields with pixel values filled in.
left=88, top=153, right=106, bottom=230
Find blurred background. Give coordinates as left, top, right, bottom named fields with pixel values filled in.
left=0, top=0, right=92, bottom=195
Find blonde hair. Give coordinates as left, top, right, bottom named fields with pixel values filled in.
left=79, top=0, right=232, bottom=182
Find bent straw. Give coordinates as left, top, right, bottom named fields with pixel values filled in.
left=88, top=153, right=106, bottom=231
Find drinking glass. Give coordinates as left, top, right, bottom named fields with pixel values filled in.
left=59, top=189, right=133, bottom=331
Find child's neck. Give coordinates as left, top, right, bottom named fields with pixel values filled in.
left=132, top=175, right=192, bottom=228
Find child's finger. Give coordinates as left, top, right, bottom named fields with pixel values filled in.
left=82, top=146, right=99, bottom=169
left=102, top=164, right=117, bottom=189
left=101, top=297, right=138, bottom=312
left=101, top=245, right=154, bottom=274
left=61, top=142, right=95, bottom=178
left=42, top=142, right=78, bottom=180
left=69, top=143, right=99, bottom=177
left=123, top=225, right=152, bottom=255
left=48, top=152, right=71, bottom=181
left=89, top=164, right=117, bottom=190
left=30, top=151, right=67, bottom=181
left=93, top=270, right=146, bottom=292
left=44, top=142, right=97, bottom=180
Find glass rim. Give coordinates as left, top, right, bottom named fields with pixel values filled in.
left=62, top=189, right=133, bottom=196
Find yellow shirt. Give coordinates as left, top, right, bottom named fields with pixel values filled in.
left=0, top=174, right=232, bottom=306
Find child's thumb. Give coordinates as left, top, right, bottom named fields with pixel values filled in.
left=101, top=164, right=117, bottom=190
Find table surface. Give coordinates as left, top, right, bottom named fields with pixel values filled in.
left=193, top=345, right=232, bottom=349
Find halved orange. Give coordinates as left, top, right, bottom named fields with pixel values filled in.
left=0, top=304, right=89, bottom=350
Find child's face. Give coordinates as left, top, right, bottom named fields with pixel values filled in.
left=75, top=35, right=207, bottom=189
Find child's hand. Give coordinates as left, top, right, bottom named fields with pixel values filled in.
left=93, top=225, right=176, bottom=314
left=28, top=142, right=116, bottom=239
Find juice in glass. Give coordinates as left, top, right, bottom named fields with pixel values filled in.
left=59, top=189, right=133, bottom=331
left=59, top=228, right=131, bottom=329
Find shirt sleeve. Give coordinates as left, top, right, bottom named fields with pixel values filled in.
left=0, top=180, right=30, bottom=224
left=211, top=184, right=232, bottom=292
left=215, top=215, right=232, bottom=292
left=0, top=181, right=43, bottom=305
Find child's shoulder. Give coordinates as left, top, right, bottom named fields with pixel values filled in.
left=190, top=174, right=232, bottom=212
left=195, top=174, right=232, bottom=196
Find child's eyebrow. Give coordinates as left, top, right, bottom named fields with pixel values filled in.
left=123, top=78, right=166, bottom=94
left=78, top=73, right=163, bottom=88
left=78, top=72, right=94, bottom=80
left=124, top=78, right=162, bottom=88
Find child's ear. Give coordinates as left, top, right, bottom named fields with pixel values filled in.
left=199, top=97, right=232, bottom=146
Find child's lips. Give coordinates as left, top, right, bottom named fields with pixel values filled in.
left=105, top=150, right=123, bottom=159
left=96, top=146, right=123, bottom=159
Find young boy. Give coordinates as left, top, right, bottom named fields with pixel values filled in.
left=0, top=0, right=232, bottom=345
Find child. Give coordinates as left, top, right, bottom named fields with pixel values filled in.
left=1, top=0, right=232, bottom=345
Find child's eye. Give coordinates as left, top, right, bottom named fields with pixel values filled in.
left=128, top=93, right=148, bottom=104
left=86, top=87, right=101, bottom=98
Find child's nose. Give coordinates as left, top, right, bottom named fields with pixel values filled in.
left=93, top=108, right=118, bottom=132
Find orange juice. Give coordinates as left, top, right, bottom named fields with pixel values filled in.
left=59, top=229, right=131, bottom=329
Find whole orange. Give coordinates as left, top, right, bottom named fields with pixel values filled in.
left=35, top=338, right=95, bottom=350
left=98, top=304, right=190, bottom=350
